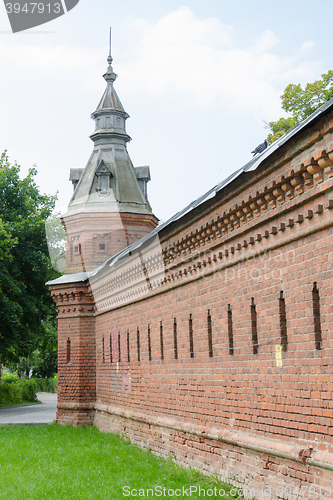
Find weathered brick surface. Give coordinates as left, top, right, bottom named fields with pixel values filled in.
left=62, top=211, right=158, bottom=273
left=49, top=282, right=96, bottom=426
left=50, top=109, right=333, bottom=495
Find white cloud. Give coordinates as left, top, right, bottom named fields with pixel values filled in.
left=0, top=43, right=96, bottom=72
left=0, top=42, right=103, bottom=91
left=300, top=41, right=316, bottom=53
left=116, top=7, right=319, bottom=118
left=253, top=30, right=278, bottom=53
left=0, top=7, right=320, bottom=122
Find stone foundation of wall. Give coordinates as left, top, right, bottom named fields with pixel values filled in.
left=56, top=402, right=95, bottom=427
left=94, top=405, right=333, bottom=500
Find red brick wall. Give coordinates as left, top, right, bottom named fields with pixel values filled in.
left=50, top=283, right=96, bottom=426
left=92, top=225, right=333, bottom=490
left=62, top=212, right=158, bottom=273
left=51, top=108, right=333, bottom=495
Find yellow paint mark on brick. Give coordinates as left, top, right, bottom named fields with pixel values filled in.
left=275, top=344, right=282, bottom=367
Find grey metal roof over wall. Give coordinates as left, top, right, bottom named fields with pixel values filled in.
left=48, top=97, right=333, bottom=286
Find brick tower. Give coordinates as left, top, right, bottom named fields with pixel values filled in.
left=62, top=45, right=158, bottom=273
left=48, top=39, right=159, bottom=426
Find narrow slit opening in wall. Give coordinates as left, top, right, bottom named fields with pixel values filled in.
left=312, top=282, right=322, bottom=350
left=148, top=325, right=152, bottom=361
left=251, top=298, right=258, bottom=354
left=173, top=318, right=178, bottom=360
left=118, top=333, right=121, bottom=362
left=66, top=338, right=71, bottom=363
left=189, top=314, right=194, bottom=358
left=137, top=327, right=140, bottom=362
left=127, top=330, right=130, bottom=362
left=109, top=334, right=112, bottom=363
left=279, top=291, right=288, bottom=352
left=160, top=321, right=164, bottom=361
left=228, top=304, right=234, bottom=355
left=207, top=309, right=213, bottom=358
left=102, top=336, right=105, bottom=363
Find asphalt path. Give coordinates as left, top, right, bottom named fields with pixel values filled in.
left=0, top=392, right=57, bottom=425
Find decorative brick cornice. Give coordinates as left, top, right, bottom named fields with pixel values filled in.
left=92, top=169, right=333, bottom=313
left=49, top=283, right=95, bottom=316
left=92, top=199, right=333, bottom=313
left=71, top=117, right=333, bottom=313
left=163, top=148, right=333, bottom=266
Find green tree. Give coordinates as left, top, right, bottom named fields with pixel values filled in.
left=7, top=317, right=58, bottom=379
left=0, top=152, right=59, bottom=367
left=45, top=213, right=66, bottom=273
left=267, top=70, right=333, bottom=144
left=31, top=316, right=58, bottom=378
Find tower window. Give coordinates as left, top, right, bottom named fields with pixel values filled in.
left=98, top=174, right=110, bottom=191
left=99, top=243, right=106, bottom=251
left=96, top=161, right=112, bottom=193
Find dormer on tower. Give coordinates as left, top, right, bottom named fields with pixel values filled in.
left=95, top=160, right=112, bottom=194
left=61, top=40, right=159, bottom=274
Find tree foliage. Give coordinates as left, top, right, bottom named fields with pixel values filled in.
left=267, top=70, right=333, bottom=144
left=6, top=316, right=58, bottom=379
left=45, top=213, right=67, bottom=273
left=0, top=152, right=59, bottom=365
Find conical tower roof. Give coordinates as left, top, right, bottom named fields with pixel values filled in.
left=63, top=44, right=155, bottom=219
left=94, top=64, right=125, bottom=113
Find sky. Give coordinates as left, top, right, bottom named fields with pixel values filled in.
left=0, top=0, right=332, bottom=223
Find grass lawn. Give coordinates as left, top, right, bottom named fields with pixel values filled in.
left=0, top=424, right=237, bottom=500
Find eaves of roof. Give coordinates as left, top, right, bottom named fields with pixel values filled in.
left=47, top=97, right=333, bottom=287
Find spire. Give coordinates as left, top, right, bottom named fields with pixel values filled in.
left=65, top=30, right=155, bottom=215
left=103, top=26, right=117, bottom=84
left=107, top=27, right=113, bottom=71
left=90, top=29, right=129, bottom=139
left=61, top=30, right=159, bottom=272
